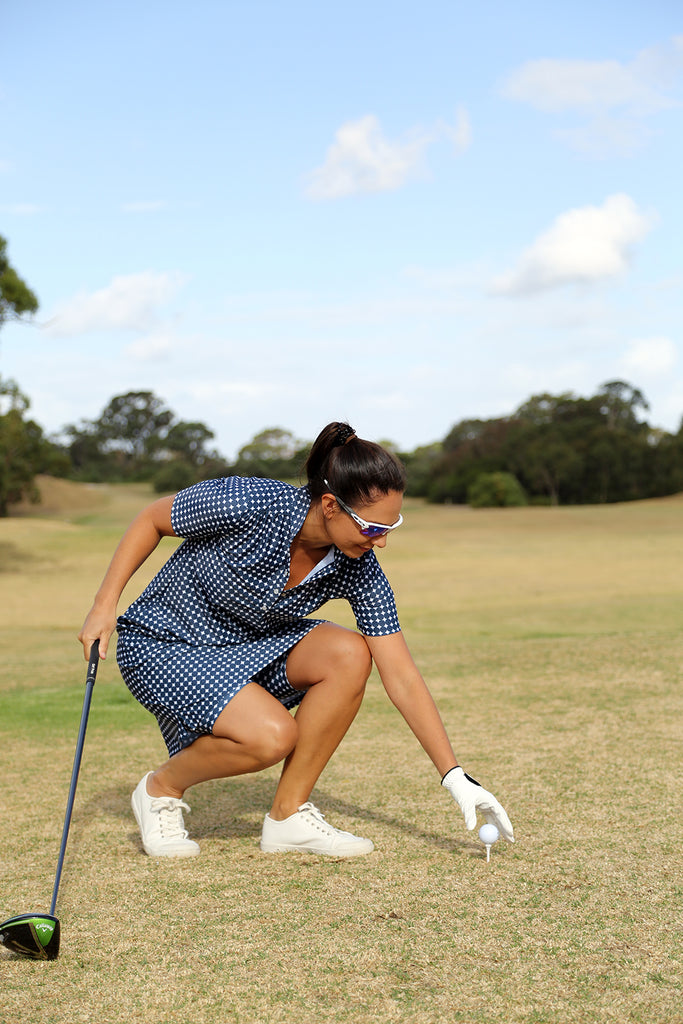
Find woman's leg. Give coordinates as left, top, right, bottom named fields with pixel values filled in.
left=147, top=682, right=299, bottom=798
left=132, top=684, right=299, bottom=857
left=268, top=623, right=372, bottom=819
left=146, top=623, right=370, bottom=805
left=134, top=623, right=372, bottom=857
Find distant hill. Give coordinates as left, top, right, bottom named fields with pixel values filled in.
left=8, top=476, right=154, bottom=521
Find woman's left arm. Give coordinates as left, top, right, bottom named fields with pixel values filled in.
left=366, top=631, right=515, bottom=842
left=365, top=631, right=458, bottom=777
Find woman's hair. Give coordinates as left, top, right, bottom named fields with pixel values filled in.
left=304, top=422, right=406, bottom=504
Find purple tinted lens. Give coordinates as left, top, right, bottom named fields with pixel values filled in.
left=360, top=525, right=388, bottom=538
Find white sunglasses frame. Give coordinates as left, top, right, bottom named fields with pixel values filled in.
left=323, top=479, right=403, bottom=537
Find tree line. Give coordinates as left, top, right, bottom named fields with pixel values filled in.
left=3, top=235, right=683, bottom=514
left=4, top=377, right=683, bottom=515
left=402, top=381, right=683, bottom=506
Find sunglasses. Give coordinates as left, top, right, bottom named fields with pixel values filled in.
left=324, top=480, right=403, bottom=538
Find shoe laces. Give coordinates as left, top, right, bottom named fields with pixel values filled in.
left=150, top=796, right=191, bottom=840
left=298, top=802, right=342, bottom=836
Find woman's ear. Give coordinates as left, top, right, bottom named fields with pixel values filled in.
left=320, top=492, right=338, bottom=520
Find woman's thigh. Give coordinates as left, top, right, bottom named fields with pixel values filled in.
left=212, top=681, right=297, bottom=748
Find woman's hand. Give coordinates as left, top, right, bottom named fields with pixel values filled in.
left=78, top=605, right=118, bottom=661
left=442, top=766, right=514, bottom=842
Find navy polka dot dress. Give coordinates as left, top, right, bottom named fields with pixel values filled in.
left=116, top=477, right=401, bottom=755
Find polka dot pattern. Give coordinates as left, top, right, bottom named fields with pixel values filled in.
left=116, top=477, right=401, bottom=755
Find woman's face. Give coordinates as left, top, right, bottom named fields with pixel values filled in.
left=322, top=489, right=404, bottom=558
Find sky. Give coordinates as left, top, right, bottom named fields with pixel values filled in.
left=1, top=1, right=682, bottom=460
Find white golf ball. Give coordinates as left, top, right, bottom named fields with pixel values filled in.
left=479, top=823, right=499, bottom=845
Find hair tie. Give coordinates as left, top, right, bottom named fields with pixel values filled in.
left=335, top=425, right=356, bottom=447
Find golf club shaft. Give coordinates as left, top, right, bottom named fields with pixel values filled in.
left=49, top=641, right=100, bottom=916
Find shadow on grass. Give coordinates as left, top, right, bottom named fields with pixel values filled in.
left=78, top=774, right=469, bottom=857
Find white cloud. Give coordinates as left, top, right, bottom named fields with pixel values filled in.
left=492, top=194, right=655, bottom=295
left=304, top=108, right=471, bottom=200
left=503, top=57, right=670, bottom=114
left=439, top=104, right=472, bottom=154
left=621, top=336, right=677, bottom=378
left=501, top=35, right=683, bottom=154
left=305, top=115, right=429, bottom=199
left=44, top=271, right=186, bottom=336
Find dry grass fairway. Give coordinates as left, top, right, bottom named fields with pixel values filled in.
left=1, top=478, right=681, bottom=1023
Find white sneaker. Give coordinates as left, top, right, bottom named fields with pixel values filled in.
left=131, top=772, right=200, bottom=858
left=260, top=802, right=374, bottom=858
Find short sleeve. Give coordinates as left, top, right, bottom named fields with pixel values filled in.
left=171, top=478, right=259, bottom=539
left=347, top=553, right=401, bottom=637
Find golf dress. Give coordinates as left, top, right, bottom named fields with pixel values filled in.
left=116, top=476, right=401, bottom=756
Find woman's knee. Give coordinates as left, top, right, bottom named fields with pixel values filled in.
left=287, top=624, right=373, bottom=692
left=348, top=630, right=373, bottom=678
left=213, top=685, right=299, bottom=765
left=268, top=712, right=299, bottom=762
left=326, top=628, right=372, bottom=691
left=251, top=711, right=298, bottom=766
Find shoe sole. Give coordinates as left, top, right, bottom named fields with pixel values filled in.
left=131, top=791, right=200, bottom=858
left=259, top=839, right=374, bottom=857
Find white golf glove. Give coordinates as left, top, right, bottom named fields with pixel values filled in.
left=442, top=766, right=514, bottom=842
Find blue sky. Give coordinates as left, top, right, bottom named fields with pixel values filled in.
left=2, top=1, right=682, bottom=458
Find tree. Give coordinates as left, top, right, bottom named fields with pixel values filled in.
left=443, top=418, right=498, bottom=451
left=512, top=433, right=583, bottom=505
left=598, top=380, right=649, bottom=432
left=63, top=391, right=223, bottom=482
left=0, top=241, right=44, bottom=513
left=425, top=382, right=676, bottom=506
left=65, top=391, right=174, bottom=479
left=163, top=420, right=215, bottom=467
left=152, top=421, right=221, bottom=494
left=424, top=417, right=514, bottom=502
left=0, top=378, right=46, bottom=515
left=0, top=236, right=38, bottom=327
left=468, top=471, right=528, bottom=508
left=402, top=442, right=443, bottom=497
left=152, top=460, right=198, bottom=494
left=231, top=428, right=308, bottom=480
left=96, top=391, right=174, bottom=461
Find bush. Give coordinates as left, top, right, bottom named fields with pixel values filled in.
left=467, top=471, right=528, bottom=508
left=152, top=460, right=197, bottom=494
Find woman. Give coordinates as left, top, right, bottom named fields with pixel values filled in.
left=79, top=422, right=514, bottom=858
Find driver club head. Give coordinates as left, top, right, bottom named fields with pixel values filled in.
left=0, top=913, right=60, bottom=960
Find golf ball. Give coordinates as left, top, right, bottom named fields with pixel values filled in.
left=479, top=823, right=500, bottom=845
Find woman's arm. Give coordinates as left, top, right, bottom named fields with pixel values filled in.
left=77, top=494, right=177, bottom=660
left=365, top=630, right=514, bottom=841
left=364, top=631, right=458, bottom=778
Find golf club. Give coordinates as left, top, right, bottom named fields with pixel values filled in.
left=0, top=640, right=100, bottom=961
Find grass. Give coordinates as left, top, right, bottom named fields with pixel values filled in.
left=1, top=477, right=682, bottom=1023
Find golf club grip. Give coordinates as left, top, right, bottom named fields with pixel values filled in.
left=87, top=639, right=100, bottom=685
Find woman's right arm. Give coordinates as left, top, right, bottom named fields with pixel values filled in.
left=77, top=494, right=177, bottom=660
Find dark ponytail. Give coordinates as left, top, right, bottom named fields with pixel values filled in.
left=305, top=422, right=406, bottom=504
